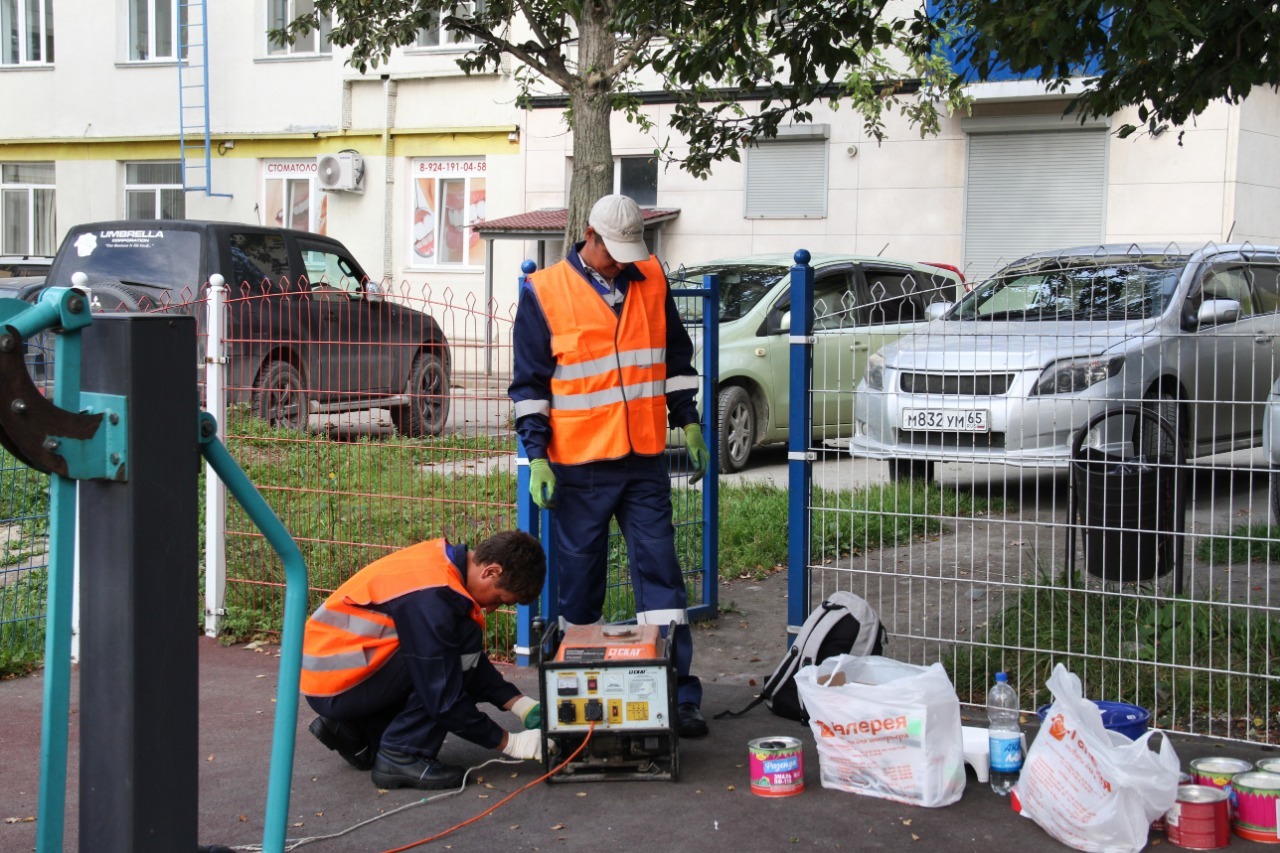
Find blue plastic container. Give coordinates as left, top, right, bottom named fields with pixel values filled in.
left=1036, top=700, right=1151, bottom=740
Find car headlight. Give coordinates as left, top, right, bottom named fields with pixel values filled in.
left=1032, top=355, right=1124, bottom=395
left=866, top=353, right=886, bottom=391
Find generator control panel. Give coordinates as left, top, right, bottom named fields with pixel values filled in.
left=542, top=624, right=672, bottom=734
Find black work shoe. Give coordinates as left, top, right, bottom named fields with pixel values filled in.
left=309, top=716, right=375, bottom=771
left=677, top=702, right=709, bottom=738
left=371, top=748, right=467, bottom=790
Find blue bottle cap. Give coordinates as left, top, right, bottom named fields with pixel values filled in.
left=996, top=672, right=1008, bottom=683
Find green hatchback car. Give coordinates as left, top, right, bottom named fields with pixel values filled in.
left=670, top=252, right=963, bottom=473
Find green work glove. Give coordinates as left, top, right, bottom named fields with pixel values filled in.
left=683, top=423, right=709, bottom=484
left=529, top=458, right=556, bottom=509
left=512, top=695, right=542, bottom=730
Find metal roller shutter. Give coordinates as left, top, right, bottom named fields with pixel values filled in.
left=963, top=129, right=1107, bottom=283
left=744, top=139, right=829, bottom=219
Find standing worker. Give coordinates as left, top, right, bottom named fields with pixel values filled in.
left=509, top=194, right=711, bottom=738
left=301, top=531, right=547, bottom=790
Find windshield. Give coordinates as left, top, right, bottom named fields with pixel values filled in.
left=50, top=229, right=201, bottom=291
left=953, top=256, right=1186, bottom=322
left=669, top=263, right=788, bottom=323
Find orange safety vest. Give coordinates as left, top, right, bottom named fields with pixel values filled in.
left=300, top=539, right=485, bottom=697
left=528, top=256, right=670, bottom=464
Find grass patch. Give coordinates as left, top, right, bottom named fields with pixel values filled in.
left=0, top=568, right=47, bottom=677
left=1195, top=522, right=1280, bottom=564
left=946, top=572, right=1280, bottom=736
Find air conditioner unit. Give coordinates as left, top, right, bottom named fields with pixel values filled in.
left=317, top=152, right=364, bottom=192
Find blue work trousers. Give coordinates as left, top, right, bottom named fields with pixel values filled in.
left=551, top=453, right=702, bottom=707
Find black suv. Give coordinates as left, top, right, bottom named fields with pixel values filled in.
left=43, top=221, right=451, bottom=436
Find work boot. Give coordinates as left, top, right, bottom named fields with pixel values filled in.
left=308, top=716, right=375, bottom=771
left=371, top=748, right=467, bottom=790
left=677, top=703, right=709, bottom=738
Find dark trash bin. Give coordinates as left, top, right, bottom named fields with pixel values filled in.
left=1067, top=406, right=1186, bottom=590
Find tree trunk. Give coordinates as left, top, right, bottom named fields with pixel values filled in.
left=564, top=3, right=617, bottom=252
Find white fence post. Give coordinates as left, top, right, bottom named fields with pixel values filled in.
left=203, top=276, right=227, bottom=637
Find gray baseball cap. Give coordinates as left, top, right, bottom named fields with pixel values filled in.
left=588, top=195, right=650, bottom=263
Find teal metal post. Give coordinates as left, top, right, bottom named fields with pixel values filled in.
left=198, top=414, right=308, bottom=853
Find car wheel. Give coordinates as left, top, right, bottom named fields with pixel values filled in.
left=252, top=360, right=310, bottom=431
left=717, top=385, right=755, bottom=474
left=887, top=459, right=934, bottom=483
left=390, top=350, right=450, bottom=438
left=1140, top=391, right=1185, bottom=459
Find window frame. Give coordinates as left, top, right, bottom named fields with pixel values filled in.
left=124, top=161, right=185, bottom=220
left=413, top=0, right=485, bottom=50
left=1, top=162, right=55, bottom=256
left=127, top=0, right=188, bottom=63
left=1, top=0, right=53, bottom=65
left=262, top=160, right=327, bottom=234
left=408, top=157, right=488, bottom=270
left=266, top=0, right=332, bottom=57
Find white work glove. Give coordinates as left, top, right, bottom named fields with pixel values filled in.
left=501, top=729, right=544, bottom=761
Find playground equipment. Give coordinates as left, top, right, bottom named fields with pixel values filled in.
left=0, top=275, right=307, bottom=853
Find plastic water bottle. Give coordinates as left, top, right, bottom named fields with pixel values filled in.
left=987, top=671, right=1022, bottom=795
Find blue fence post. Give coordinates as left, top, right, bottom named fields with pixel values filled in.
left=700, top=272, right=720, bottom=620
left=514, top=260, right=557, bottom=666
left=786, top=250, right=814, bottom=643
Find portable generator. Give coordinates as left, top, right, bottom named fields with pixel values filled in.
left=537, top=622, right=679, bottom=782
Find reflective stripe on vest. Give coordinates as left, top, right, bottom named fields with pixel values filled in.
left=300, top=539, right=486, bottom=697
left=529, top=256, right=670, bottom=464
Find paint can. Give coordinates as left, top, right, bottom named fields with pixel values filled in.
left=748, top=737, right=805, bottom=797
left=1231, top=771, right=1280, bottom=843
left=1166, top=785, right=1231, bottom=850
left=1191, top=756, right=1253, bottom=816
left=1257, top=757, right=1280, bottom=775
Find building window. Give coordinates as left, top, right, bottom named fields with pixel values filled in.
left=128, top=0, right=188, bottom=62
left=616, top=155, right=658, bottom=206
left=124, top=162, right=185, bottom=219
left=1, top=162, right=55, bottom=255
left=2, top=0, right=53, bottom=65
left=263, top=160, right=327, bottom=234
left=743, top=125, right=829, bottom=219
left=267, top=0, right=332, bottom=56
left=415, top=0, right=485, bottom=48
left=410, top=158, right=487, bottom=267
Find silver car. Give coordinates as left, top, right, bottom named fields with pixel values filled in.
left=850, top=244, right=1280, bottom=481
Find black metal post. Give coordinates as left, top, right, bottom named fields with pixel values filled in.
left=78, top=314, right=199, bottom=852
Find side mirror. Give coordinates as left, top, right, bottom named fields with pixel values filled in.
left=365, top=277, right=386, bottom=303
left=925, top=301, right=953, bottom=321
left=1197, top=298, right=1240, bottom=327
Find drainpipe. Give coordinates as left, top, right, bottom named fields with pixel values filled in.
left=382, top=75, right=397, bottom=281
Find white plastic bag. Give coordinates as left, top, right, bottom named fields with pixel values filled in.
left=1014, top=664, right=1180, bottom=853
left=794, top=655, right=966, bottom=807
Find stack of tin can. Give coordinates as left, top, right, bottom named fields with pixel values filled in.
left=1163, top=756, right=1280, bottom=849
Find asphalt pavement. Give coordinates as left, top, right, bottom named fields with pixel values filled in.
left=3, top=593, right=1277, bottom=853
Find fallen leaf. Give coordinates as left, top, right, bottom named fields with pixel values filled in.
left=726, top=785, right=735, bottom=791
left=256, top=674, right=267, bottom=679
left=901, top=819, right=912, bottom=826
left=550, top=823, right=566, bottom=830
left=912, top=834, right=920, bottom=841
left=238, top=815, right=248, bottom=822
left=4, top=817, right=36, bottom=824
left=509, top=825, right=520, bottom=830
left=207, top=754, right=216, bottom=762
left=484, top=783, right=495, bottom=789
left=315, top=812, right=324, bottom=817
left=292, top=822, right=304, bottom=828
left=478, top=794, right=489, bottom=799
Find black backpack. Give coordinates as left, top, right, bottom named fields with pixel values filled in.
left=716, top=591, right=887, bottom=724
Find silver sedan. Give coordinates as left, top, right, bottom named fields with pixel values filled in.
left=850, top=244, right=1280, bottom=482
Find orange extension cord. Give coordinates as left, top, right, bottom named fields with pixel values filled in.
left=380, top=724, right=596, bottom=853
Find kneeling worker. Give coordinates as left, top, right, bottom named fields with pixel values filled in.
left=301, top=531, right=547, bottom=789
